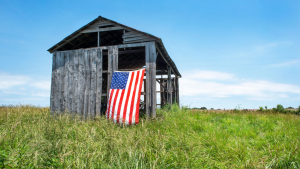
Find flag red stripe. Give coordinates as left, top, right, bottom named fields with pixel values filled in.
left=122, top=71, right=135, bottom=124
left=116, top=89, right=125, bottom=123
left=111, top=89, right=120, bottom=120
left=135, top=69, right=145, bottom=124
left=129, top=70, right=140, bottom=125
left=106, top=89, right=114, bottom=119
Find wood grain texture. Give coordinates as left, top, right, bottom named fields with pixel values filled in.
left=82, top=26, right=123, bottom=33
left=145, top=42, right=157, bottom=118
left=176, top=76, right=180, bottom=107
left=68, top=51, right=74, bottom=113
left=167, top=66, right=172, bottom=105
left=83, top=50, right=90, bottom=118
left=73, top=50, right=79, bottom=114
left=112, top=46, right=118, bottom=71
left=122, top=33, right=145, bottom=38
left=96, top=48, right=103, bottom=117
left=50, top=52, right=57, bottom=113
left=124, top=39, right=156, bottom=44
left=124, top=37, right=155, bottom=42
left=63, top=52, right=69, bottom=112
left=149, top=42, right=156, bottom=118
left=57, top=52, right=65, bottom=112
left=145, top=43, right=150, bottom=118
left=107, top=46, right=113, bottom=101
left=90, top=49, right=97, bottom=118
left=77, top=49, right=85, bottom=116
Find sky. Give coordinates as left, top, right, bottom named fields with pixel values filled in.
left=0, top=0, right=299, bottom=109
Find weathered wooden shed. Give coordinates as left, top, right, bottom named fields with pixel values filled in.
left=48, top=16, right=181, bottom=118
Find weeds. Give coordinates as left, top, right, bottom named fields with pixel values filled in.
left=0, top=105, right=299, bottom=168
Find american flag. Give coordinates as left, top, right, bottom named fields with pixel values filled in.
left=106, top=69, right=145, bottom=125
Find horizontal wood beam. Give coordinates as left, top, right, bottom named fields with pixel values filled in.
left=122, top=34, right=145, bottom=38
left=51, top=43, right=147, bottom=54
left=82, top=27, right=124, bottom=33
left=102, top=49, right=144, bottom=55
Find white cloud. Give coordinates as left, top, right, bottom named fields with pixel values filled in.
left=255, top=41, right=293, bottom=51
left=0, top=72, right=51, bottom=105
left=0, top=72, right=30, bottom=89
left=185, top=70, right=235, bottom=81
left=31, top=92, right=50, bottom=97
left=269, top=60, right=300, bottom=67
left=30, top=81, right=51, bottom=90
left=180, top=70, right=300, bottom=100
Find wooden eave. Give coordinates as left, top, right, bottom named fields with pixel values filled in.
left=47, top=16, right=181, bottom=77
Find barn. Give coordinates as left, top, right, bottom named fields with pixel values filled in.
left=48, top=16, right=181, bottom=119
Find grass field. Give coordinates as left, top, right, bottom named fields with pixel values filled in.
left=0, top=105, right=299, bottom=168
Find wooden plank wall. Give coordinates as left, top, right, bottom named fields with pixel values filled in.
left=123, top=32, right=156, bottom=44
left=50, top=42, right=177, bottom=119
left=50, top=48, right=103, bottom=118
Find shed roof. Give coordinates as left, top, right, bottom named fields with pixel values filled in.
left=48, top=16, right=181, bottom=77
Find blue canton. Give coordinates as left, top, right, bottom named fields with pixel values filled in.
left=110, top=72, right=129, bottom=89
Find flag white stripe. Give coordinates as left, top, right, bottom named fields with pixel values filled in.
left=119, top=72, right=132, bottom=124
left=113, top=89, right=122, bottom=122
left=125, top=71, right=137, bottom=124
left=106, top=89, right=114, bottom=119
left=132, top=70, right=143, bottom=124
left=109, top=89, right=117, bottom=119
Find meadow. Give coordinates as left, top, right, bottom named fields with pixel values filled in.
left=0, top=105, right=299, bottom=168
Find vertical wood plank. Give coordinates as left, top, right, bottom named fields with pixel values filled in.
left=56, top=52, right=65, bottom=113
left=84, top=50, right=91, bottom=119
left=96, top=48, right=103, bottom=117
left=145, top=42, right=157, bottom=118
left=113, top=46, right=118, bottom=71
left=77, top=49, right=85, bottom=116
left=176, top=76, right=180, bottom=107
left=63, top=52, right=69, bottom=112
left=107, top=46, right=113, bottom=101
left=167, top=66, right=172, bottom=105
left=160, top=78, right=165, bottom=108
left=90, top=49, right=97, bottom=118
left=145, top=43, right=150, bottom=118
left=149, top=42, right=156, bottom=118
left=73, top=50, right=79, bottom=114
left=50, top=52, right=57, bottom=113
left=68, top=51, right=74, bottom=114
left=172, top=78, right=176, bottom=103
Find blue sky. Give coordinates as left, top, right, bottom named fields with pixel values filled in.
left=0, top=0, right=299, bottom=109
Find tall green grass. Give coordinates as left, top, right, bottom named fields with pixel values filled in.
left=0, top=105, right=299, bottom=168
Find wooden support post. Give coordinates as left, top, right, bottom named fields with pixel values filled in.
left=145, top=42, right=156, bottom=118
left=107, top=46, right=118, bottom=101
left=175, top=76, right=180, bottom=107
left=167, top=66, right=172, bottom=105
left=160, top=77, right=165, bottom=108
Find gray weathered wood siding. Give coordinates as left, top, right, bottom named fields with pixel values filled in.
left=51, top=48, right=106, bottom=118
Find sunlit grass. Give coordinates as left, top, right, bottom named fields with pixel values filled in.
left=0, top=105, right=299, bottom=168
